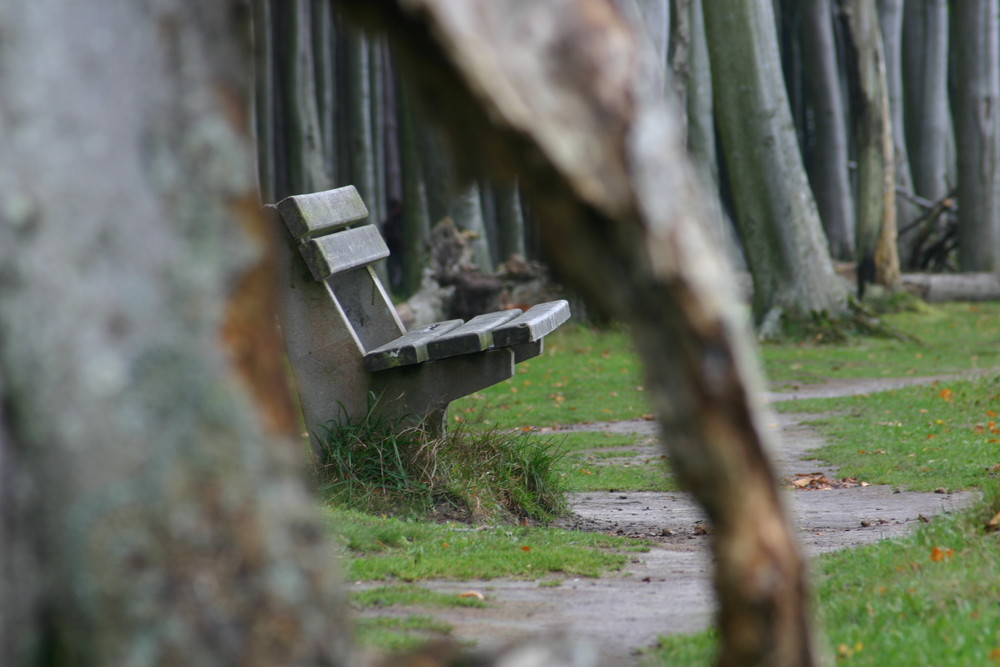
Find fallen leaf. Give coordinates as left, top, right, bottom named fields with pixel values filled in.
left=940, top=388, right=954, bottom=402
left=521, top=546, right=531, bottom=552
left=986, top=511, right=1000, bottom=533
left=458, top=590, right=485, bottom=600
left=929, top=546, right=954, bottom=562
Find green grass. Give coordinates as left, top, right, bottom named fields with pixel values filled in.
left=324, top=506, right=648, bottom=582
left=557, top=453, right=677, bottom=492
left=450, top=324, right=648, bottom=428
left=761, top=302, right=1000, bottom=387
left=450, top=304, right=1000, bottom=432
left=778, top=374, right=1000, bottom=492
left=351, top=585, right=487, bottom=609
left=355, top=615, right=454, bottom=653
left=644, top=489, right=1000, bottom=666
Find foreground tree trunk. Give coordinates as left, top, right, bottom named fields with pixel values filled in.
left=703, top=1, right=847, bottom=329
left=341, top=1, right=816, bottom=665
left=951, top=0, right=1000, bottom=271
left=0, top=2, right=351, bottom=664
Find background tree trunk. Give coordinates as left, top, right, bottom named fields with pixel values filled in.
left=338, top=1, right=818, bottom=664
left=877, top=0, right=920, bottom=260
left=902, top=0, right=952, bottom=203
left=704, top=0, right=848, bottom=328
left=800, top=0, right=855, bottom=259
left=900, top=0, right=953, bottom=266
left=843, top=0, right=901, bottom=295
left=951, top=0, right=1000, bottom=271
left=495, top=182, right=527, bottom=261
left=0, top=2, right=351, bottom=664
left=684, top=0, right=718, bottom=189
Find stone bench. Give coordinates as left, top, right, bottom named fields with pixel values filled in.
left=270, top=185, right=570, bottom=443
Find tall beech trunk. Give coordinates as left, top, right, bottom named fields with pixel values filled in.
left=0, top=2, right=351, bottom=664
left=877, top=0, right=920, bottom=265
left=339, top=1, right=817, bottom=665
left=685, top=0, right=718, bottom=189
left=843, top=0, right=900, bottom=295
left=902, top=0, right=951, bottom=203
left=703, top=0, right=848, bottom=328
left=801, top=0, right=855, bottom=259
left=951, top=0, right=1000, bottom=271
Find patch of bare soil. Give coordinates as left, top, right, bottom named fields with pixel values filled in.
left=352, top=376, right=979, bottom=665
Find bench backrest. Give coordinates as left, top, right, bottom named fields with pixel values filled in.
left=276, top=186, right=405, bottom=353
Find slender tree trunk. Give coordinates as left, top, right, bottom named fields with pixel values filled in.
left=800, top=0, right=855, bottom=259
left=951, top=0, right=1000, bottom=271
left=0, top=2, right=352, bottom=664
left=902, top=0, right=951, bottom=202
left=704, top=0, right=848, bottom=328
left=396, top=76, right=431, bottom=297
left=346, top=30, right=377, bottom=212
left=843, top=0, right=900, bottom=295
left=495, top=182, right=527, bottom=261
left=339, top=2, right=818, bottom=665
left=877, top=0, right=920, bottom=265
left=253, top=0, right=277, bottom=203
left=450, top=183, right=494, bottom=271
left=668, top=0, right=692, bottom=137
left=685, top=0, right=718, bottom=188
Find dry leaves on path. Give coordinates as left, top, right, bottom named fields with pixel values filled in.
left=787, top=472, right=870, bottom=490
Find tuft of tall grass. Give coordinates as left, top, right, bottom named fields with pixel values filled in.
left=312, top=395, right=567, bottom=523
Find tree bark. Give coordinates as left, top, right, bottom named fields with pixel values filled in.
left=800, top=0, right=855, bottom=259
left=0, top=2, right=352, bottom=664
left=495, top=182, right=527, bottom=261
left=339, top=1, right=817, bottom=665
left=900, top=0, right=953, bottom=267
left=902, top=0, right=951, bottom=203
left=842, top=0, right=901, bottom=295
left=684, top=0, right=718, bottom=189
left=877, top=0, right=920, bottom=266
left=396, top=76, right=432, bottom=296
left=951, top=0, right=1000, bottom=271
left=703, top=0, right=848, bottom=328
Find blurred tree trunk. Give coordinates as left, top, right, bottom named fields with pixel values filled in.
left=338, top=1, right=818, bottom=665
left=842, top=0, right=900, bottom=295
left=704, top=0, right=848, bottom=329
left=0, top=2, right=352, bottom=665
left=877, top=0, right=920, bottom=263
left=801, top=0, right=855, bottom=259
left=951, top=0, right=1000, bottom=271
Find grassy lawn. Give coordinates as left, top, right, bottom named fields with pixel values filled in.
left=325, top=506, right=648, bottom=582
left=761, top=301, right=1000, bottom=386
left=778, top=375, right=1000, bottom=492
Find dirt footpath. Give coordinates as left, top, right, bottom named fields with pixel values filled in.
left=352, top=378, right=979, bottom=664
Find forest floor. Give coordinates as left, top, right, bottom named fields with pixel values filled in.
left=350, top=372, right=983, bottom=665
